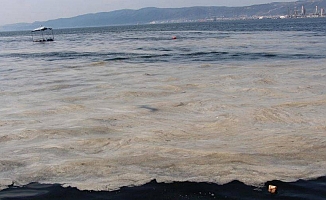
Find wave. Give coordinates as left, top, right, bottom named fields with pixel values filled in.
left=1, top=51, right=324, bottom=63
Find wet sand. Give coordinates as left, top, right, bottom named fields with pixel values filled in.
left=1, top=177, right=326, bottom=200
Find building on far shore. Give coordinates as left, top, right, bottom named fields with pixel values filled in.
left=321, top=8, right=325, bottom=16
left=278, top=4, right=325, bottom=19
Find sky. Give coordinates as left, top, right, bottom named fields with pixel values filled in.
left=0, top=0, right=294, bottom=26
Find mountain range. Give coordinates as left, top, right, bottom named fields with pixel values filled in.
left=1, top=0, right=326, bottom=31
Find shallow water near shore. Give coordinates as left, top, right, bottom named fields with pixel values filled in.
left=1, top=18, right=326, bottom=197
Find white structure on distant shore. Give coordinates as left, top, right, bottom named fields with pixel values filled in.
left=301, top=5, right=306, bottom=16
left=321, top=8, right=325, bottom=16
left=283, top=4, right=326, bottom=18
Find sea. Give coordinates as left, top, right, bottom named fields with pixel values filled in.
left=0, top=18, right=326, bottom=199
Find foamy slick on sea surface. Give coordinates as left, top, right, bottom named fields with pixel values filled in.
left=0, top=18, right=325, bottom=197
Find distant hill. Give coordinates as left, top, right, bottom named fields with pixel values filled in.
left=1, top=0, right=326, bottom=31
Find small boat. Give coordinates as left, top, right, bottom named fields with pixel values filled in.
left=31, top=26, right=54, bottom=42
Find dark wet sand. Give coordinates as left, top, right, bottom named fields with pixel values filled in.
left=0, top=177, right=325, bottom=200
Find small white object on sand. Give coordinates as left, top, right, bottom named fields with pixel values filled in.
left=268, top=185, right=277, bottom=194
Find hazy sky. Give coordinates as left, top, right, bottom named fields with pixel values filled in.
left=1, top=0, right=294, bottom=26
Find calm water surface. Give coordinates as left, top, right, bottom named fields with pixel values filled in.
left=0, top=18, right=326, bottom=199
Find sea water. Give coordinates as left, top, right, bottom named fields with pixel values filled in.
left=0, top=18, right=326, bottom=198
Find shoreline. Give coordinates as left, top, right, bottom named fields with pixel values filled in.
left=0, top=176, right=325, bottom=199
